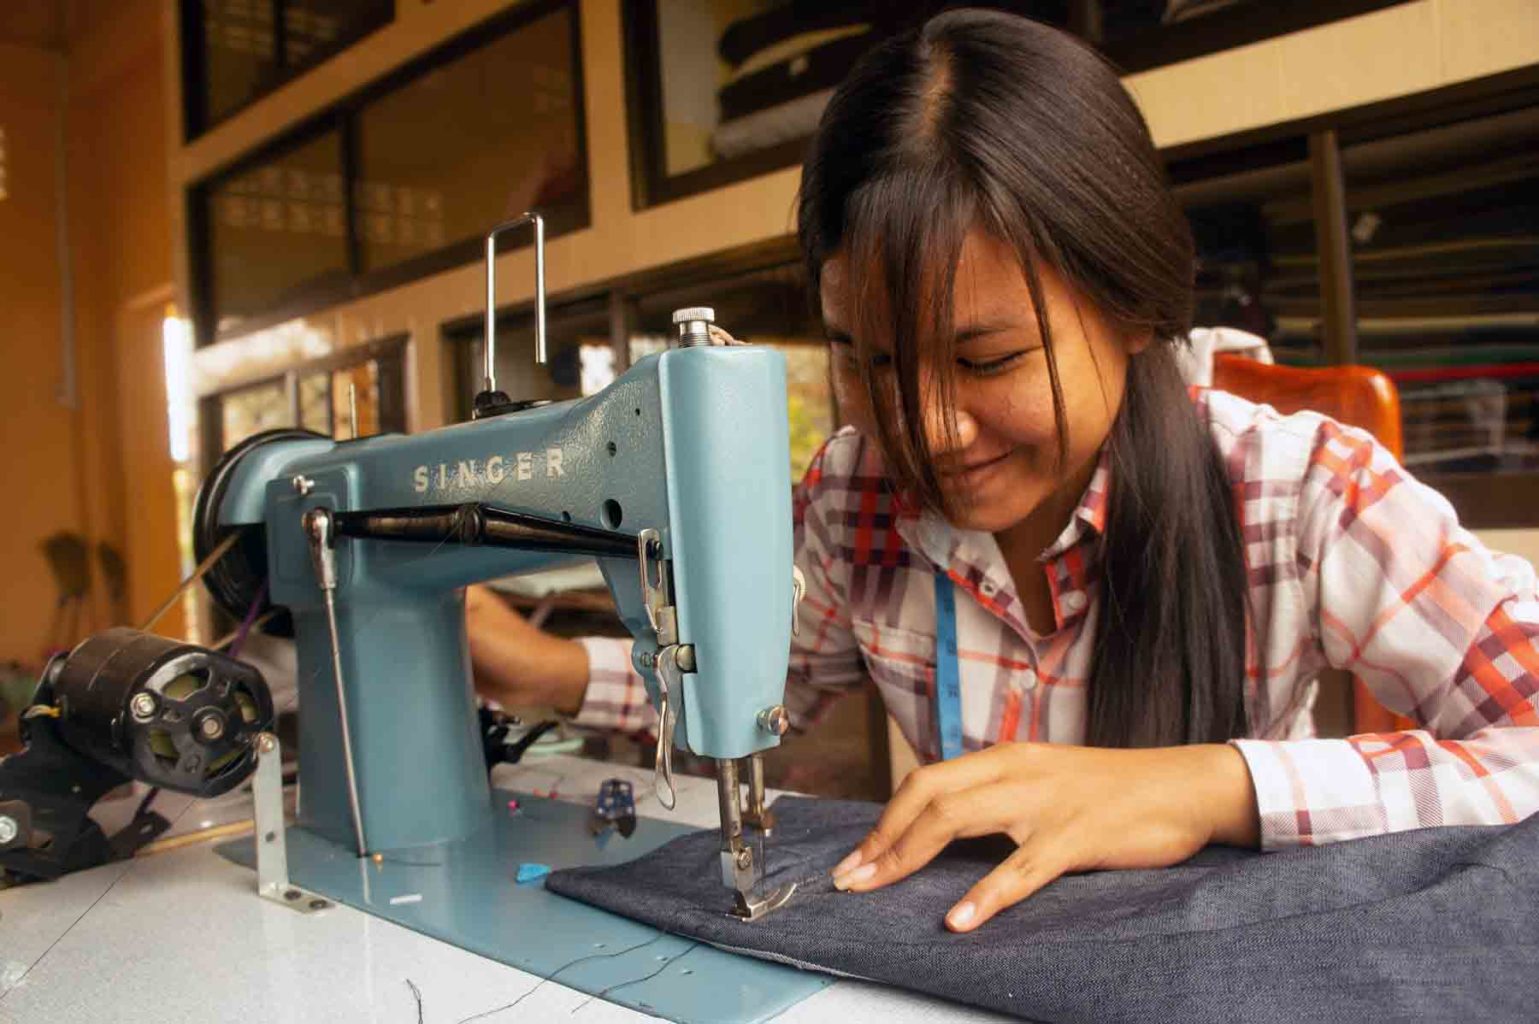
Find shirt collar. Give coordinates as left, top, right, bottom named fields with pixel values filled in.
left=1039, top=448, right=1111, bottom=562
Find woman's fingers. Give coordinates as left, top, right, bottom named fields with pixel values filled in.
left=835, top=783, right=1011, bottom=893
left=834, top=752, right=1006, bottom=878
left=946, top=840, right=1066, bottom=932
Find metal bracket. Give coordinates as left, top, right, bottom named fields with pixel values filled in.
left=253, top=732, right=330, bottom=914
left=637, top=529, right=677, bottom=647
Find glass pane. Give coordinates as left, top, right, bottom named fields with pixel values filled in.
left=189, top=0, right=391, bottom=134
left=297, top=371, right=331, bottom=435
left=283, top=0, right=392, bottom=67
left=196, top=0, right=280, bottom=127
left=1345, top=107, right=1539, bottom=475
left=354, top=6, right=586, bottom=272
left=1177, top=153, right=1320, bottom=364
left=651, top=0, right=879, bottom=179
left=205, top=129, right=349, bottom=334
left=219, top=379, right=291, bottom=449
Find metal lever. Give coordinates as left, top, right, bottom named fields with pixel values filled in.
left=653, top=646, right=682, bottom=810
left=302, top=507, right=368, bottom=858
left=483, top=212, right=547, bottom=400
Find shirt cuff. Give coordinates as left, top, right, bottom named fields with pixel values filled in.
left=570, top=636, right=656, bottom=735
left=1231, top=738, right=1388, bottom=849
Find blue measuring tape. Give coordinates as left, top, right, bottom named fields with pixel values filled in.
left=933, top=573, right=963, bottom=761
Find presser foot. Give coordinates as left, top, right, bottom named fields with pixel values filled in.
left=730, top=882, right=798, bottom=922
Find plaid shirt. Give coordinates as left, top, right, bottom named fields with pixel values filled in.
left=575, top=390, right=1539, bottom=849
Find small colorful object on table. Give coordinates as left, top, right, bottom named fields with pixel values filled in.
left=589, top=778, right=637, bottom=840
left=515, top=862, right=551, bottom=885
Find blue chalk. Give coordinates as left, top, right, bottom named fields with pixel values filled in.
left=515, top=862, right=552, bottom=885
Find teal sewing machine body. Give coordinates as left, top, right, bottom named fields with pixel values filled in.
left=208, top=343, right=794, bottom=855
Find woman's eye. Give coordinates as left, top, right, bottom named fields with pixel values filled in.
left=832, top=343, right=892, bottom=371
left=959, top=352, right=1027, bottom=375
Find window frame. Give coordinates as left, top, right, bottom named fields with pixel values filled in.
left=180, top=0, right=396, bottom=141
left=188, top=0, right=590, bottom=348
left=1166, top=64, right=1539, bottom=528
left=620, top=0, right=1415, bottom=211
left=198, top=333, right=409, bottom=473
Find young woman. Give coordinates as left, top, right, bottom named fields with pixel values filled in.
left=469, top=9, right=1539, bottom=934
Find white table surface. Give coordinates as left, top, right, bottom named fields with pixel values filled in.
left=0, top=754, right=1007, bottom=1024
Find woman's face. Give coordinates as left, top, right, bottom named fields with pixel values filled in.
left=821, top=228, right=1144, bottom=534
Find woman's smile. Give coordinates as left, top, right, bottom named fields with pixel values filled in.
left=939, top=448, right=1015, bottom=491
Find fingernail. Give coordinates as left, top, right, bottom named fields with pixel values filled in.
left=831, top=851, right=863, bottom=877
left=947, top=901, right=976, bottom=930
left=833, top=863, right=876, bottom=890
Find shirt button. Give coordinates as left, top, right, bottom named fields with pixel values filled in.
left=1016, top=669, right=1038, bottom=692
left=1061, top=591, right=1086, bottom=615
left=979, top=579, right=998, bottom=598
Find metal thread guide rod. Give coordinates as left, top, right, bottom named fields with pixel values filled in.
left=302, top=507, right=369, bottom=858
left=475, top=212, right=545, bottom=418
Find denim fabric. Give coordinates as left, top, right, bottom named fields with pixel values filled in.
left=546, top=796, right=1539, bottom=1023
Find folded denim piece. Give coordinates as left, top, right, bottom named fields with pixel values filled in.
left=547, top=796, right=1539, bottom=1023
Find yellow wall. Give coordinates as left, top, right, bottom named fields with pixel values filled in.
left=0, top=42, right=78, bottom=662
left=0, top=0, right=179, bottom=664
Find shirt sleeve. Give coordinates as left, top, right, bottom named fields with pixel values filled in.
left=570, top=432, right=869, bottom=736
left=1233, top=418, right=1539, bottom=848
left=569, top=635, right=656, bottom=735
left=783, top=433, right=867, bottom=730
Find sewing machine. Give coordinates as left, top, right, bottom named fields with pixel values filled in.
left=188, top=214, right=799, bottom=918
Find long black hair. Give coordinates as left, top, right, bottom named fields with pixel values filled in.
left=797, top=9, right=1249, bottom=747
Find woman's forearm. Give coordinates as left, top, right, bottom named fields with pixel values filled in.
left=465, top=587, right=590, bottom=714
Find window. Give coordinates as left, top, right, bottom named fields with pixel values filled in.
left=1172, top=140, right=1322, bottom=365
left=191, top=1, right=587, bottom=346
left=354, top=4, right=585, bottom=273
left=623, top=0, right=1411, bottom=208
left=182, top=0, right=394, bottom=138
left=1343, top=106, right=1539, bottom=479
left=202, top=126, right=350, bottom=336
left=200, top=337, right=407, bottom=458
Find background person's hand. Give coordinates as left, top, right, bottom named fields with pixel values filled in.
left=465, top=585, right=590, bottom=714
left=830, top=742, right=1260, bottom=931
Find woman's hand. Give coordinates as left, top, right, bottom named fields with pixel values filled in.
left=465, top=585, right=590, bottom=714
left=831, top=742, right=1259, bottom=931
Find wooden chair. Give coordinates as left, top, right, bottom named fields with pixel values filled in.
left=1211, top=354, right=1414, bottom=735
